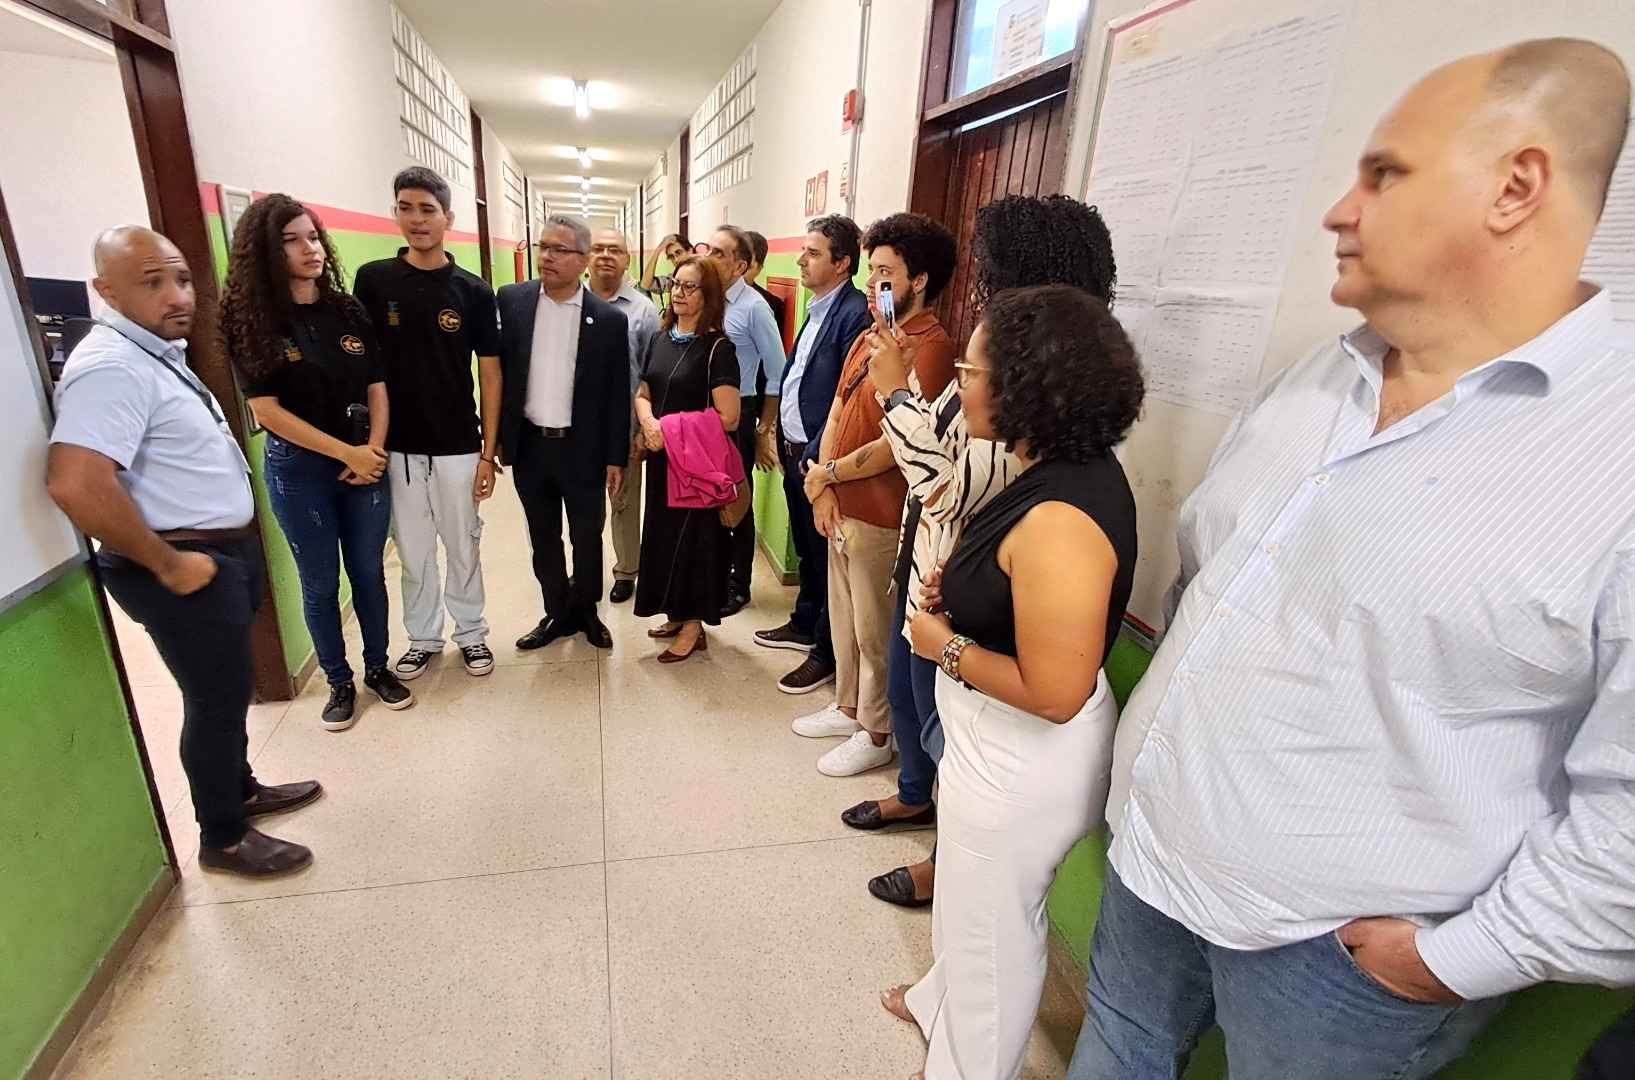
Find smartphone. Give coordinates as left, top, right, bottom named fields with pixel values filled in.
left=878, top=281, right=896, bottom=331
left=346, top=403, right=371, bottom=446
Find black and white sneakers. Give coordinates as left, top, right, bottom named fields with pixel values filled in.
left=363, top=667, right=415, bottom=710
left=322, top=682, right=358, bottom=732
left=394, top=648, right=436, bottom=681
left=460, top=643, right=495, bottom=676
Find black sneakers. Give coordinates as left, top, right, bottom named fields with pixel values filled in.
left=460, top=643, right=495, bottom=675
left=364, top=667, right=415, bottom=710
left=394, top=648, right=436, bottom=681
left=322, top=682, right=357, bottom=732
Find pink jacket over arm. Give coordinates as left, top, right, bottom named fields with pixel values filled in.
left=659, top=409, right=745, bottom=510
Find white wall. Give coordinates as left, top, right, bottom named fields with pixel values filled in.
left=482, top=121, right=527, bottom=244
left=0, top=51, right=148, bottom=281
left=685, top=0, right=929, bottom=245
left=166, top=0, right=505, bottom=226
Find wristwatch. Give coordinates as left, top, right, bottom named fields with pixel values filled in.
left=886, top=389, right=914, bottom=411
left=824, top=460, right=838, bottom=484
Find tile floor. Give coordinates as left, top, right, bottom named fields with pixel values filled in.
left=55, top=489, right=1081, bottom=1079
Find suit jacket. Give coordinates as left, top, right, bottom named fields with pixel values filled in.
left=496, top=282, right=631, bottom=482
left=779, top=279, right=872, bottom=462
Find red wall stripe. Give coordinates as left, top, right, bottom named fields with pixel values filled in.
left=197, top=181, right=521, bottom=247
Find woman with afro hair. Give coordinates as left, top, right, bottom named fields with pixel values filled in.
left=843, top=195, right=1119, bottom=914
left=883, top=285, right=1143, bottom=1080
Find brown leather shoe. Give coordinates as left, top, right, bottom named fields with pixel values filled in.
left=198, top=827, right=313, bottom=878
left=243, top=780, right=323, bottom=818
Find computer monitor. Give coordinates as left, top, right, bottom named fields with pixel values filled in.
left=24, top=277, right=92, bottom=321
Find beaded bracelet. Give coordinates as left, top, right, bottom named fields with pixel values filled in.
left=940, top=634, right=977, bottom=684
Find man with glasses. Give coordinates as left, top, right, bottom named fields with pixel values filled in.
left=496, top=216, right=632, bottom=650
left=586, top=229, right=659, bottom=605
left=706, top=224, right=787, bottom=616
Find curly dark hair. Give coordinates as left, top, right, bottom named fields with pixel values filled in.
left=981, top=285, right=1143, bottom=463
left=973, top=194, right=1116, bottom=311
left=220, top=194, right=356, bottom=383
left=863, top=212, right=958, bottom=304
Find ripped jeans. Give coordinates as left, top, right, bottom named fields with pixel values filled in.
left=265, top=434, right=392, bottom=684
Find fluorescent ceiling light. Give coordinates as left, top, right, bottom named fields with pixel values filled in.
left=573, top=81, right=589, bottom=119
left=581, top=178, right=591, bottom=192
left=577, top=147, right=592, bottom=169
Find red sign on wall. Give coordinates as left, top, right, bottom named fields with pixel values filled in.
left=804, top=176, right=817, bottom=216
left=815, top=171, right=829, bottom=214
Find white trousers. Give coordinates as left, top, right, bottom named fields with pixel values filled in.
left=388, top=452, right=489, bottom=650
left=905, top=670, right=1117, bottom=1080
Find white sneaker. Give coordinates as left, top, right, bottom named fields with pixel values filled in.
left=817, top=731, right=897, bottom=776
left=792, top=701, right=860, bottom=739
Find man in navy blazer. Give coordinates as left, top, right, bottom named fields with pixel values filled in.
left=496, top=216, right=631, bottom=651
left=754, top=215, right=872, bottom=693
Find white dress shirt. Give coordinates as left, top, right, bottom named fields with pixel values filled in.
left=779, top=282, right=842, bottom=443
left=52, top=313, right=253, bottom=530
left=1107, top=287, right=1635, bottom=1001
left=524, top=285, right=583, bottom=430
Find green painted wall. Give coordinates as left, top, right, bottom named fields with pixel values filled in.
left=1047, top=634, right=1633, bottom=1079
left=0, top=570, right=168, bottom=1079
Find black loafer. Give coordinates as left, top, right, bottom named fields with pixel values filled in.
left=610, top=580, right=635, bottom=604
left=720, top=591, right=750, bottom=618
left=517, top=617, right=577, bottom=650
left=198, top=827, right=313, bottom=878
left=841, top=800, right=937, bottom=832
left=582, top=614, right=614, bottom=649
left=869, top=866, right=932, bottom=908
left=244, top=780, right=323, bottom=818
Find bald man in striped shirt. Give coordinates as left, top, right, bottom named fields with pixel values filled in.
left=1069, top=39, right=1635, bottom=1080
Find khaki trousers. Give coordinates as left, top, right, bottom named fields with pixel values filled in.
left=827, top=518, right=899, bottom=735
left=610, top=440, right=643, bottom=581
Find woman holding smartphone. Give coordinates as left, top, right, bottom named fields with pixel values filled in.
left=221, top=193, right=413, bottom=732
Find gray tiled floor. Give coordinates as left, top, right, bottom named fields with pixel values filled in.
left=61, top=489, right=1077, bottom=1079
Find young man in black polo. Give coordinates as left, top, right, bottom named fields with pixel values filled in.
left=354, top=167, right=503, bottom=683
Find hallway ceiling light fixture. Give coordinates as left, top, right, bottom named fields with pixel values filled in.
left=581, top=178, right=591, bottom=192
left=573, top=81, right=590, bottom=119
left=577, top=147, right=592, bottom=169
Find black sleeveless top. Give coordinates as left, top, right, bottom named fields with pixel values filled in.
left=941, top=455, right=1137, bottom=666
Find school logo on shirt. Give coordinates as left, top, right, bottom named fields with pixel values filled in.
left=340, top=335, right=365, bottom=356
left=438, top=308, right=462, bottom=332
left=387, top=300, right=400, bottom=327
left=282, top=338, right=302, bottom=363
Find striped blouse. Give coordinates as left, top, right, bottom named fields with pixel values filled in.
left=880, top=378, right=1021, bottom=640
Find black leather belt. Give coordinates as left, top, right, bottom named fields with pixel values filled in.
left=533, top=425, right=570, bottom=439
left=158, top=526, right=258, bottom=543
left=781, top=440, right=804, bottom=458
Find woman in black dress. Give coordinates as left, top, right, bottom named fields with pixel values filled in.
left=632, top=256, right=741, bottom=662
left=885, top=285, right=1145, bottom=1080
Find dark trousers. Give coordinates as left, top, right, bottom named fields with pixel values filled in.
left=888, top=584, right=943, bottom=807
left=723, top=395, right=760, bottom=598
left=99, top=539, right=263, bottom=850
left=265, top=437, right=392, bottom=683
left=514, top=424, right=607, bottom=622
left=781, top=442, right=834, bottom=668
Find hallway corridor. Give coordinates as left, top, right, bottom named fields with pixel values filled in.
left=57, top=489, right=1081, bottom=1079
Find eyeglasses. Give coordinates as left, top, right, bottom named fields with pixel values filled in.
left=954, top=362, right=990, bottom=388
left=671, top=280, right=702, bottom=296
left=537, top=244, right=587, bottom=259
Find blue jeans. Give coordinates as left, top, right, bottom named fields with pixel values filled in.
left=887, top=586, right=943, bottom=806
left=1067, top=868, right=1507, bottom=1080
left=265, top=436, right=392, bottom=684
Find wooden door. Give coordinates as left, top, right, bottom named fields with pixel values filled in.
left=926, top=92, right=1069, bottom=348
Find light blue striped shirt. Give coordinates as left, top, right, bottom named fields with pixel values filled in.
left=1108, top=287, right=1635, bottom=1000
left=723, top=277, right=786, bottom=397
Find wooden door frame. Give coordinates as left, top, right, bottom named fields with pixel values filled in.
left=908, top=0, right=1091, bottom=215
left=470, top=108, right=494, bottom=283
left=18, top=0, right=293, bottom=705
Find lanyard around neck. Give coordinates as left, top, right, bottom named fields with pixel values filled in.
left=105, top=322, right=228, bottom=427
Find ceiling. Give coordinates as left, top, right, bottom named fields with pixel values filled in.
left=395, top=0, right=783, bottom=218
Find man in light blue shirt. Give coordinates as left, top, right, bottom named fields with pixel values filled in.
left=707, top=224, right=788, bottom=614
left=1068, top=40, right=1635, bottom=1080
left=48, top=226, right=320, bottom=879
left=587, top=229, right=660, bottom=604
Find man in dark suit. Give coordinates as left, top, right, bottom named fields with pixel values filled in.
left=497, top=216, right=631, bottom=650
left=753, top=215, right=872, bottom=694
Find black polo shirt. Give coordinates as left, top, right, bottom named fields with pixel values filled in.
left=237, top=299, right=382, bottom=442
left=354, top=249, right=502, bottom=456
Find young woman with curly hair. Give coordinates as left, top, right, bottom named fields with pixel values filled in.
left=882, top=285, right=1144, bottom=1080
left=220, top=194, right=412, bottom=731
left=845, top=195, right=1119, bottom=913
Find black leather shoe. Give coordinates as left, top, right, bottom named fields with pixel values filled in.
left=868, top=866, right=933, bottom=909
left=244, top=780, right=323, bottom=818
left=720, top=591, right=750, bottom=618
left=610, top=580, right=635, bottom=604
left=517, top=617, right=577, bottom=650
left=841, top=800, right=937, bottom=832
left=582, top=614, right=614, bottom=649
left=198, top=827, right=313, bottom=878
